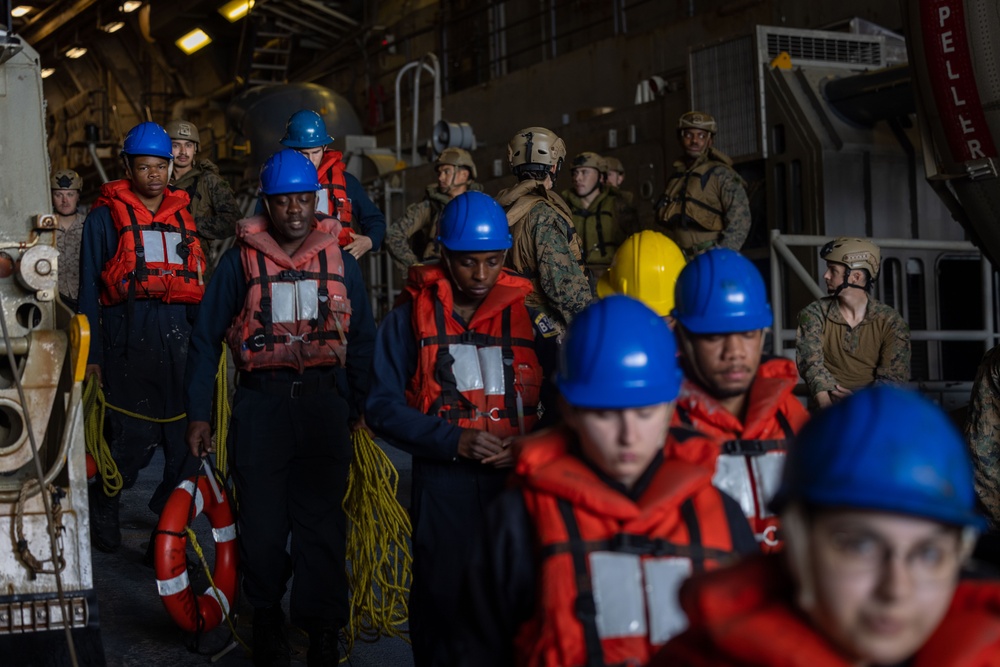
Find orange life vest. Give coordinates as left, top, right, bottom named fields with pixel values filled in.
left=97, top=180, right=206, bottom=305
left=513, top=427, right=742, bottom=667
left=669, top=358, right=809, bottom=551
left=226, top=215, right=351, bottom=373
left=403, top=264, right=543, bottom=438
left=650, top=555, right=1000, bottom=667
left=316, top=150, right=354, bottom=247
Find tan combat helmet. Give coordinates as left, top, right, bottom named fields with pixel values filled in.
left=164, top=119, right=201, bottom=146
left=570, top=151, right=603, bottom=172
left=507, top=127, right=567, bottom=174
left=821, top=237, right=881, bottom=279
left=435, top=147, right=477, bottom=180
left=678, top=111, right=717, bottom=135
left=51, top=169, right=82, bottom=191
left=600, top=156, right=625, bottom=175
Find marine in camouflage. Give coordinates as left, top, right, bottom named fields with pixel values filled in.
left=966, top=344, right=1000, bottom=528
left=171, top=158, right=240, bottom=273
left=385, top=183, right=483, bottom=270
left=496, top=181, right=593, bottom=332
left=795, top=296, right=910, bottom=397
left=56, top=209, right=87, bottom=305
left=655, top=148, right=751, bottom=255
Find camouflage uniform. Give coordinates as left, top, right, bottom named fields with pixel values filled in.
left=56, top=209, right=87, bottom=306
left=496, top=180, right=593, bottom=332
left=171, top=159, right=240, bottom=274
left=965, top=344, right=1000, bottom=527
left=795, top=296, right=910, bottom=398
left=656, top=147, right=751, bottom=255
left=385, top=183, right=482, bottom=270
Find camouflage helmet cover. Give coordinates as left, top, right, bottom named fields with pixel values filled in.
left=570, top=151, right=603, bottom=172
left=51, top=169, right=82, bottom=191
left=435, top=147, right=478, bottom=180
left=678, top=111, right=718, bottom=135
left=164, top=119, right=201, bottom=145
left=600, top=156, right=625, bottom=175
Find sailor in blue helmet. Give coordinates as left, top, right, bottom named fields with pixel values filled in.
left=445, top=295, right=757, bottom=666
left=365, top=190, right=559, bottom=666
left=185, top=149, right=376, bottom=666
left=79, top=121, right=206, bottom=555
left=278, top=109, right=385, bottom=258
left=652, top=386, right=1000, bottom=667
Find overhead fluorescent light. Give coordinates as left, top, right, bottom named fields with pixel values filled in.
left=100, top=21, right=125, bottom=33
left=218, top=0, right=254, bottom=22
left=120, top=1, right=142, bottom=12
left=40, top=68, right=55, bottom=78
left=65, top=46, right=88, bottom=59
left=11, top=6, right=31, bottom=17
left=175, top=28, right=212, bottom=55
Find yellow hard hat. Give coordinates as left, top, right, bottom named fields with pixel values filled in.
left=596, top=231, right=686, bottom=317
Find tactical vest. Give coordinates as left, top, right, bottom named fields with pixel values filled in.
left=496, top=180, right=586, bottom=316
left=316, top=150, right=355, bottom=247
left=98, top=180, right=206, bottom=306
left=404, top=264, right=543, bottom=438
left=226, top=215, right=351, bottom=372
left=513, top=428, right=741, bottom=667
left=562, top=187, right=623, bottom=267
left=658, top=149, right=737, bottom=252
left=415, top=186, right=451, bottom=262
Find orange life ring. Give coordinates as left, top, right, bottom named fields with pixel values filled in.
left=154, top=475, right=239, bottom=633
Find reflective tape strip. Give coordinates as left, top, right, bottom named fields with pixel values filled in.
left=205, top=587, right=230, bottom=615
left=212, top=523, right=237, bottom=543
left=177, top=479, right=205, bottom=517
left=590, top=551, right=646, bottom=639
left=713, top=455, right=754, bottom=518
left=751, top=452, right=786, bottom=518
left=156, top=571, right=190, bottom=597
left=644, top=558, right=693, bottom=645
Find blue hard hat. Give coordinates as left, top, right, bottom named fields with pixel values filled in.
left=280, top=109, right=334, bottom=148
left=672, top=248, right=773, bottom=334
left=771, top=386, right=986, bottom=530
left=259, top=149, right=322, bottom=196
left=121, top=122, right=173, bottom=160
left=437, top=191, right=512, bottom=252
left=556, top=295, right=682, bottom=409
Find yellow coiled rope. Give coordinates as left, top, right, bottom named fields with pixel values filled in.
left=343, top=429, right=413, bottom=654
left=83, top=376, right=123, bottom=497
left=212, top=347, right=231, bottom=479
left=186, top=525, right=249, bottom=652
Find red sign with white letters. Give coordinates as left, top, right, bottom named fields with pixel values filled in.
left=920, top=0, right=997, bottom=162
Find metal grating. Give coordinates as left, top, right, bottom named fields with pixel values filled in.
left=758, top=26, right=886, bottom=70
left=689, top=35, right=759, bottom=161
left=765, top=33, right=882, bottom=66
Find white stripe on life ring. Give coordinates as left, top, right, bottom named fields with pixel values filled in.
left=212, top=523, right=237, bottom=543
left=177, top=479, right=205, bottom=517
left=156, top=570, right=191, bottom=597
left=205, top=587, right=231, bottom=615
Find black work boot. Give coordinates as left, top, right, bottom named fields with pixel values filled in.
left=252, top=605, right=290, bottom=667
left=89, top=490, right=121, bottom=553
left=306, top=622, right=342, bottom=667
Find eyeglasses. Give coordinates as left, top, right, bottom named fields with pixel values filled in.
left=820, top=530, right=963, bottom=584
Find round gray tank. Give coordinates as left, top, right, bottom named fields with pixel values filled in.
left=228, top=83, right=363, bottom=174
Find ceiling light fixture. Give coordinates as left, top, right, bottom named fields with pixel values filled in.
left=11, top=5, right=31, bottom=17
left=40, top=68, right=55, bottom=78
left=120, top=1, right=142, bottom=13
left=65, top=46, right=88, bottom=59
left=100, top=21, right=126, bottom=33
left=175, top=28, right=212, bottom=55
left=218, top=0, right=254, bottom=22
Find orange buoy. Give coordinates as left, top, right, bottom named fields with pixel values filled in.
left=154, top=475, right=238, bottom=633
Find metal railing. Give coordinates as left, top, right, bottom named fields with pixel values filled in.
left=768, top=229, right=996, bottom=357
